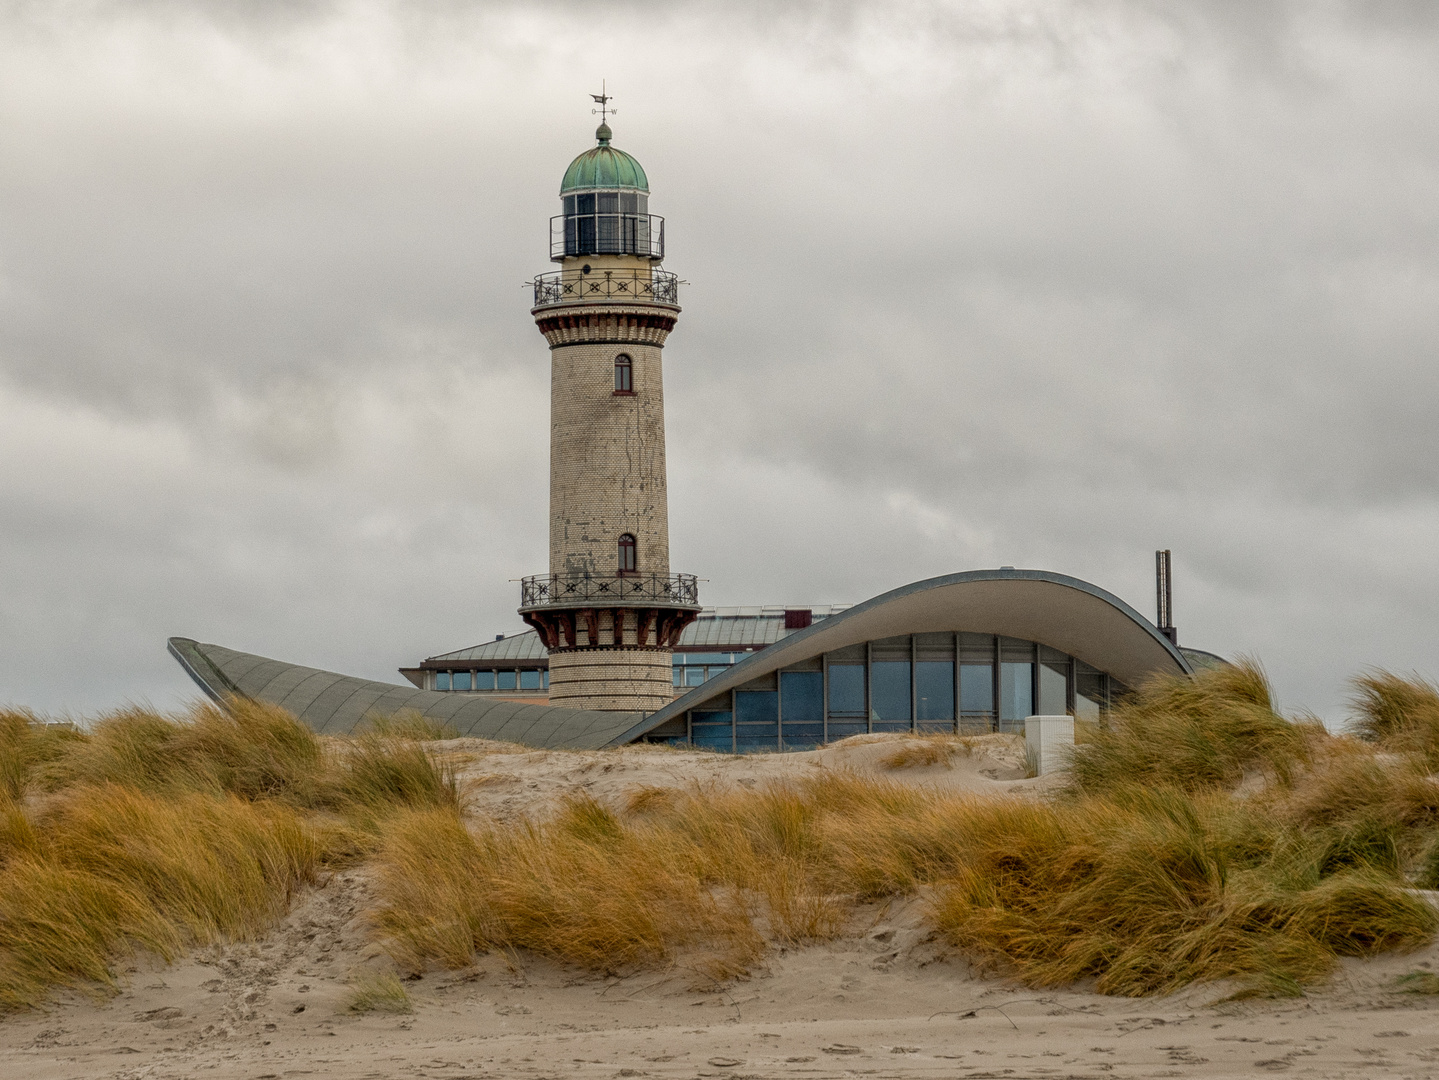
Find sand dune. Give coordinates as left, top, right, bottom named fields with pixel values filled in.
left=3, top=733, right=1437, bottom=1079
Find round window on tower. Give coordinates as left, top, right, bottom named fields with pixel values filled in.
left=613, top=353, right=633, bottom=394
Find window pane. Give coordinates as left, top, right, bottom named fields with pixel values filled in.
left=916, top=660, right=954, bottom=728
left=691, top=710, right=733, bottom=752
left=498, top=670, right=517, bottom=690
left=475, top=670, right=496, bottom=691
left=684, top=667, right=706, bottom=686
left=781, top=670, right=823, bottom=722
left=520, top=670, right=541, bottom=690
left=434, top=671, right=450, bottom=691
left=620, top=192, right=637, bottom=213
left=826, top=720, right=866, bottom=741
left=960, top=664, right=993, bottom=714
left=452, top=671, right=471, bottom=691
left=999, top=663, right=1032, bottom=730
left=1038, top=658, right=1068, bottom=715
left=597, top=192, right=619, bottom=213
left=870, top=660, right=911, bottom=729
left=575, top=193, right=595, bottom=214
left=542, top=670, right=549, bottom=689
left=735, top=690, right=778, bottom=753
left=827, top=663, right=865, bottom=716
left=780, top=670, right=823, bottom=748
left=673, top=666, right=683, bottom=686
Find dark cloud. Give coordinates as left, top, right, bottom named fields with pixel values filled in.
left=0, top=1, right=1436, bottom=720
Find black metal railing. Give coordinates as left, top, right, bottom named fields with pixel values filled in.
left=532, top=269, right=679, bottom=308
left=520, top=572, right=700, bottom=608
left=550, top=213, right=664, bottom=260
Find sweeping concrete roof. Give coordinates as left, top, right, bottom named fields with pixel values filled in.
left=167, top=637, right=639, bottom=749
left=609, top=568, right=1193, bottom=746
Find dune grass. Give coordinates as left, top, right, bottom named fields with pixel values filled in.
left=0, top=785, right=320, bottom=1010
left=1350, top=669, right=1439, bottom=766
left=370, top=763, right=1437, bottom=995
left=0, top=700, right=457, bottom=1011
left=347, top=970, right=413, bottom=1013
left=880, top=734, right=979, bottom=770
left=1067, top=658, right=1312, bottom=794
left=5, top=663, right=1439, bottom=1008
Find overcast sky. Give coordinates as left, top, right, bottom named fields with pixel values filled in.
left=1, top=0, right=1437, bottom=723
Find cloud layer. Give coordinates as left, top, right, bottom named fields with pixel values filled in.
left=1, top=1, right=1436, bottom=719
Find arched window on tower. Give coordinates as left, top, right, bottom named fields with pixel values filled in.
left=617, top=533, right=637, bottom=574
left=614, top=353, right=633, bottom=393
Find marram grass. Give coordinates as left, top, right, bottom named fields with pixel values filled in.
left=5, top=664, right=1439, bottom=1009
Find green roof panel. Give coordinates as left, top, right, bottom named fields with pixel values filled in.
left=560, top=123, right=649, bottom=193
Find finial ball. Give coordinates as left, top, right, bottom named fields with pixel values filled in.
left=596, top=121, right=613, bottom=145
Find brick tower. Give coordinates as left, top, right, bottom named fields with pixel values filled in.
left=518, top=109, right=700, bottom=711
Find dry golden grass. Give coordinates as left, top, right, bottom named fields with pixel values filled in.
left=372, top=798, right=761, bottom=978
left=370, top=762, right=1437, bottom=997
left=1068, top=658, right=1311, bottom=794
left=880, top=734, right=978, bottom=769
left=7, top=667, right=1439, bottom=1008
left=0, top=785, right=320, bottom=1010
left=1350, top=669, right=1439, bottom=766
left=347, top=969, right=413, bottom=1013
left=0, top=702, right=457, bottom=1011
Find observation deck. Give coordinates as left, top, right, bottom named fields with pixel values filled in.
left=519, top=572, right=699, bottom=612
left=532, top=268, right=679, bottom=309
left=519, top=572, right=701, bottom=652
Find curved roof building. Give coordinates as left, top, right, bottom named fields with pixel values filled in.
left=170, top=568, right=1215, bottom=751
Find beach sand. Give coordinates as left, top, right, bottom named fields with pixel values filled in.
left=4, top=733, right=1437, bottom=1079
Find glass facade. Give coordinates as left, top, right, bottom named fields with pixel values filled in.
left=431, top=667, right=550, bottom=692
left=668, top=633, right=1121, bottom=753
left=558, top=192, right=661, bottom=258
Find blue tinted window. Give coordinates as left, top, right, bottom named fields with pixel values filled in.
left=475, top=670, right=496, bottom=691
left=684, top=667, right=706, bottom=686
left=520, top=670, right=541, bottom=690
left=960, top=664, right=993, bottom=715
left=673, top=666, right=683, bottom=686
left=1000, top=663, right=1032, bottom=727
left=735, top=690, right=778, bottom=753
left=452, top=671, right=471, bottom=691
left=780, top=671, right=823, bottom=723
left=435, top=671, right=450, bottom=691
left=542, top=670, right=549, bottom=689
left=780, top=670, right=824, bottom=748
left=678, top=653, right=735, bottom=666
left=691, top=710, right=733, bottom=752
left=827, top=664, right=865, bottom=716
left=498, top=670, right=517, bottom=691
left=870, top=661, right=911, bottom=729
left=916, top=661, right=954, bottom=727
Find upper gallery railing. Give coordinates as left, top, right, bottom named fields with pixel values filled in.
left=532, top=268, right=679, bottom=308
left=550, top=213, right=665, bottom=260
left=520, top=572, right=700, bottom=609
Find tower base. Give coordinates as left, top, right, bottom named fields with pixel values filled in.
left=548, top=649, right=674, bottom=712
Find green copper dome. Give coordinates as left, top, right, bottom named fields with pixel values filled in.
left=560, top=123, right=649, bottom=193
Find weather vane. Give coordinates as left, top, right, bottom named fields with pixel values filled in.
left=590, top=80, right=616, bottom=124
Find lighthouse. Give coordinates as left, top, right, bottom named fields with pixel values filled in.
left=518, top=102, right=701, bottom=711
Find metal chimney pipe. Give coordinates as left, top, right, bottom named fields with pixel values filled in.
left=1155, top=549, right=1175, bottom=645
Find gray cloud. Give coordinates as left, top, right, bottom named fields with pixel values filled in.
left=1, top=1, right=1436, bottom=720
